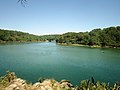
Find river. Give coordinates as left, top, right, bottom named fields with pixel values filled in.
left=0, top=42, right=120, bottom=85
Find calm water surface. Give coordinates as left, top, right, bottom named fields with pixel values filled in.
left=0, top=42, right=120, bottom=85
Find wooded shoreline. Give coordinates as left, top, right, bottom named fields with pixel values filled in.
left=57, top=43, right=120, bottom=49
left=0, top=26, right=120, bottom=49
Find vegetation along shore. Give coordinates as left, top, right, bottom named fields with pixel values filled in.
left=0, top=26, right=120, bottom=48
left=56, top=26, right=120, bottom=48
left=0, top=71, right=120, bottom=90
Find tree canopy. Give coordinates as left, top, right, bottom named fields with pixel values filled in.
left=0, top=29, right=59, bottom=43
left=56, top=26, right=120, bottom=48
left=0, top=26, right=120, bottom=48
left=0, top=29, right=43, bottom=43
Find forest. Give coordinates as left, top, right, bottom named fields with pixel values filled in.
left=56, top=26, right=120, bottom=48
left=0, top=29, right=58, bottom=43
left=0, top=26, right=120, bottom=48
left=0, top=29, right=43, bottom=43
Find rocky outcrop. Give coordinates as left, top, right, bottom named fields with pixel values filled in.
left=5, top=78, right=27, bottom=90
left=31, top=79, right=76, bottom=90
left=4, top=78, right=76, bottom=90
left=1, top=71, right=120, bottom=90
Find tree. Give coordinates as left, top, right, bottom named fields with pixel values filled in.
left=56, top=26, right=120, bottom=48
left=89, top=29, right=101, bottom=45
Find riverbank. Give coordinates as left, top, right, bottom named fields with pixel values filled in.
left=57, top=43, right=120, bottom=49
left=0, top=71, right=120, bottom=90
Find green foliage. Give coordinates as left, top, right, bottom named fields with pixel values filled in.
left=0, top=71, right=17, bottom=88
left=0, top=29, right=44, bottom=43
left=0, top=29, right=60, bottom=43
left=89, top=28, right=101, bottom=45
left=79, top=79, right=110, bottom=90
left=0, top=26, right=120, bottom=48
left=0, top=71, right=120, bottom=90
left=40, top=34, right=60, bottom=42
left=56, top=26, right=120, bottom=48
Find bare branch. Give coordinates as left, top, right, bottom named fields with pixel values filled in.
left=18, top=0, right=27, bottom=7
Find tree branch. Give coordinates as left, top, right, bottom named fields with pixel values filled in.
left=18, top=0, right=27, bottom=7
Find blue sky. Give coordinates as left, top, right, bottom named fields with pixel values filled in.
left=0, top=0, right=120, bottom=35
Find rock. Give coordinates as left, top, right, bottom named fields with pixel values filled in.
left=60, top=80, right=70, bottom=83
left=33, top=82, right=41, bottom=87
left=33, top=79, right=55, bottom=90
left=5, top=84, right=18, bottom=90
left=5, top=78, right=27, bottom=90
left=4, top=78, right=76, bottom=90
left=60, top=79, right=73, bottom=87
left=59, top=79, right=75, bottom=90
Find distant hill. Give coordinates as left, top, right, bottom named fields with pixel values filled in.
left=0, top=29, right=44, bottom=43
left=56, top=26, right=120, bottom=48
left=0, top=29, right=60, bottom=43
left=1, top=26, right=120, bottom=48
left=40, top=34, right=60, bottom=42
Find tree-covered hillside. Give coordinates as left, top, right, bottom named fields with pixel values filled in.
left=56, top=26, right=120, bottom=48
left=40, top=34, right=59, bottom=42
left=0, top=29, right=44, bottom=43
left=0, top=29, right=60, bottom=43
left=1, top=26, right=120, bottom=48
